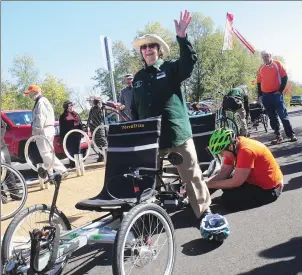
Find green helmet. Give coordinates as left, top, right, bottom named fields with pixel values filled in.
left=209, top=128, right=236, bottom=155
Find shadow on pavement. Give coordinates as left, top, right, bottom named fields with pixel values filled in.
left=181, top=238, right=222, bottom=256
left=284, top=175, right=302, bottom=192
left=63, top=244, right=112, bottom=275
left=271, top=144, right=302, bottom=159
left=289, top=109, right=302, bottom=117
left=171, top=207, right=200, bottom=230
left=280, top=162, right=302, bottom=176
left=236, top=237, right=302, bottom=275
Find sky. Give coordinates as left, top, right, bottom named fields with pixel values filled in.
left=2, top=1, right=302, bottom=97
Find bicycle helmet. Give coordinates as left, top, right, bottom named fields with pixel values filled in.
left=209, top=128, right=236, bottom=155
left=200, top=213, right=230, bottom=242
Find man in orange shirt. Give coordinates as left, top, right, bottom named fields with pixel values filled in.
left=206, top=128, right=284, bottom=208
left=257, top=51, right=297, bottom=144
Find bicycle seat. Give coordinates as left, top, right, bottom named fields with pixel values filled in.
left=76, top=117, right=161, bottom=212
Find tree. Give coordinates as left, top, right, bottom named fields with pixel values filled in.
left=8, top=54, right=39, bottom=93
left=92, top=40, right=142, bottom=101
left=40, top=73, right=70, bottom=119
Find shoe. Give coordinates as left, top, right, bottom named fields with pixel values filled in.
left=61, top=171, right=69, bottom=180
left=271, top=135, right=283, bottom=145
left=10, top=192, right=23, bottom=201
left=289, top=135, right=298, bottom=142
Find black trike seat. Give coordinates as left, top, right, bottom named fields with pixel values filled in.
left=164, top=113, right=216, bottom=175
left=249, top=102, right=266, bottom=121
left=75, top=117, right=162, bottom=211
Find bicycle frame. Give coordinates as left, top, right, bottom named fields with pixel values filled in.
left=4, top=155, right=181, bottom=275
left=102, top=102, right=131, bottom=123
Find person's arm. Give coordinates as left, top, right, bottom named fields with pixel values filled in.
left=119, top=89, right=125, bottom=105
left=170, top=11, right=197, bottom=82
left=208, top=148, right=255, bottom=189
left=77, top=113, right=83, bottom=130
left=277, top=60, right=288, bottom=93
left=280, top=75, right=288, bottom=93
left=257, top=67, right=263, bottom=97
left=171, top=35, right=197, bottom=82
left=32, top=101, right=46, bottom=135
left=207, top=168, right=251, bottom=189
left=130, top=87, right=138, bottom=121
left=207, top=163, right=234, bottom=183
left=59, top=115, right=66, bottom=142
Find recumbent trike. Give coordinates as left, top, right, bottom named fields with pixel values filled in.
left=2, top=114, right=221, bottom=275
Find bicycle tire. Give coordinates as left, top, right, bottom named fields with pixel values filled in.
left=112, top=203, right=176, bottom=275
left=2, top=204, right=71, bottom=275
left=1, top=163, right=28, bottom=221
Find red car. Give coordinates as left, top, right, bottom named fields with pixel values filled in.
left=1, top=110, right=90, bottom=163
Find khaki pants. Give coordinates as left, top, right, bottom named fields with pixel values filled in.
left=237, top=107, right=248, bottom=136
left=160, top=138, right=211, bottom=218
left=36, top=127, right=67, bottom=174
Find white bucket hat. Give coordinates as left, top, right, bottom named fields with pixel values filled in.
left=132, top=34, right=170, bottom=57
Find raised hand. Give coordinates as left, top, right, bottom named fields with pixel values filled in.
left=174, top=10, right=192, bottom=38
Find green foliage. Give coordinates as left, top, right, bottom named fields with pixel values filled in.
left=8, top=54, right=39, bottom=93
left=40, top=73, right=70, bottom=119
left=91, top=13, right=265, bottom=103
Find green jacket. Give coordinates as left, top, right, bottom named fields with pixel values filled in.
left=131, top=35, right=197, bottom=149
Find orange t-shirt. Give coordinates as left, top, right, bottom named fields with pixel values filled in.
left=257, top=60, right=287, bottom=93
left=223, top=137, right=283, bottom=189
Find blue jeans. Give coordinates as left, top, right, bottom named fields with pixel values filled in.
left=262, top=92, right=294, bottom=137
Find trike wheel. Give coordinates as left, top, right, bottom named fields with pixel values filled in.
left=1, top=163, right=28, bottom=221
left=2, top=204, right=71, bottom=275
left=113, top=203, right=176, bottom=275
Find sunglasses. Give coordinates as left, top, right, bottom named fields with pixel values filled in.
left=140, top=43, right=158, bottom=50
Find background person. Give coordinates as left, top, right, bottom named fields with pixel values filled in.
left=119, top=73, right=134, bottom=120
left=207, top=128, right=284, bottom=209
left=87, top=96, right=107, bottom=162
left=257, top=51, right=297, bottom=144
left=131, top=10, right=219, bottom=225
left=24, top=85, right=69, bottom=179
left=59, top=100, right=83, bottom=168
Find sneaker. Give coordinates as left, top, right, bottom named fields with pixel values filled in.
left=61, top=171, right=69, bottom=180
left=289, top=135, right=298, bottom=142
left=10, top=192, right=23, bottom=201
left=271, top=135, right=283, bottom=145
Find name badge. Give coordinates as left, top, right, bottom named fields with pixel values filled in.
left=156, top=72, right=166, bottom=79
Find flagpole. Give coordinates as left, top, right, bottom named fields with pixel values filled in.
left=221, top=13, right=228, bottom=55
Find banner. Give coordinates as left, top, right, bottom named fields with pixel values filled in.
left=222, top=13, right=234, bottom=52
left=232, top=28, right=255, bottom=54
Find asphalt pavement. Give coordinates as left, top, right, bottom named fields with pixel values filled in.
left=14, top=107, right=302, bottom=275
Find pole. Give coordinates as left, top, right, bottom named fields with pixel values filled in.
left=104, top=37, right=117, bottom=102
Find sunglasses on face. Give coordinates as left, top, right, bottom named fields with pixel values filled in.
left=140, top=43, right=157, bottom=50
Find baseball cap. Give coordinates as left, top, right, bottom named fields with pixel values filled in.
left=24, top=85, right=41, bottom=95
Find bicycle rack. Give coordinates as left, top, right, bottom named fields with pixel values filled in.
left=63, top=129, right=91, bottom=177
left=24, top=135, right=55, bottom=190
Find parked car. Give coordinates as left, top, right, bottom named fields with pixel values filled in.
left=198, top=101, right=212, bottom=113
left=290, top=95, right=302, bottom=106
left=1, top=110, right=91, bottom=163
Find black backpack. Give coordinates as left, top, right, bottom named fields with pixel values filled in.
left=222, top=96, right=243, bottom=111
